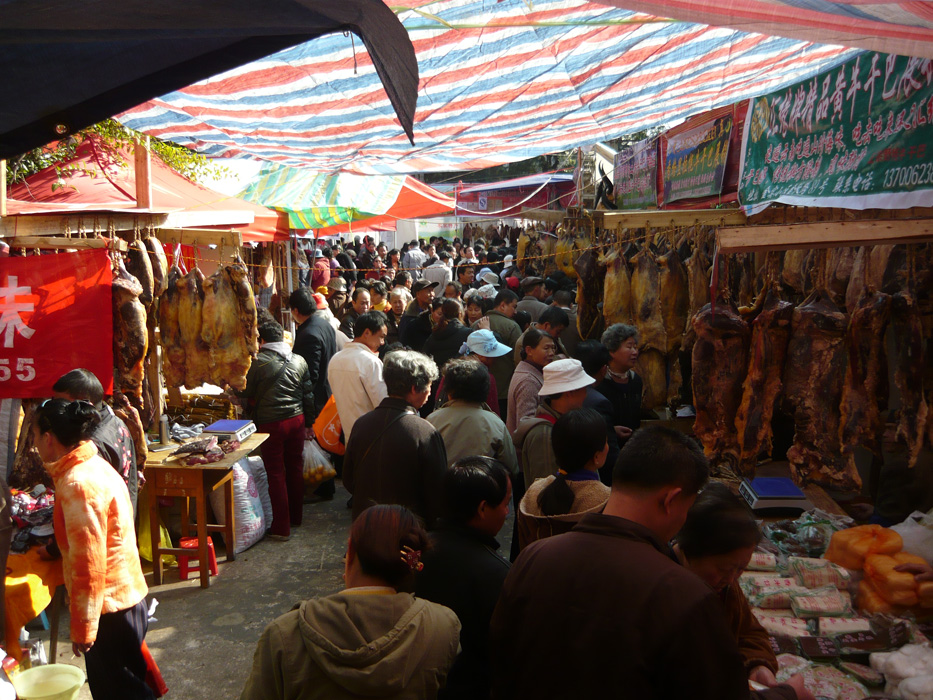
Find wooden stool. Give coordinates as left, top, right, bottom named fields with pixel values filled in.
left=176, top=537, right=218, bottom=581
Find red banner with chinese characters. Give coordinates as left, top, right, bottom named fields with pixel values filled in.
left=0, top=249, right=113, bottom=398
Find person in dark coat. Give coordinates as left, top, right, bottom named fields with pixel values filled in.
left=573, top=340, right=621, bottom=484
left=416, top=456, right=511, bottom=700
left=400, top=298, right=443, bottom=354
left=489, top=426, right=815, bottom=700
left=289, top=288, right=337, bottom=418
left=596, top=323, right=643, bottom=434
left=342, top=350, right=447, bottom=525
left=289, top=287, right=339, bottom=500
left=422, top=299, right=473, bottom=372
left=239, top=318, right=315, bottom=540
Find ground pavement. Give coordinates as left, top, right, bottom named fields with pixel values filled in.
left=28, top=480, right=514, bottom=699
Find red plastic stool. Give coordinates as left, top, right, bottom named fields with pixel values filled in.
left=176, top=537, right=218, bottom=581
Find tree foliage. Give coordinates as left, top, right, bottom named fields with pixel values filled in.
left=4, top=118, right=224, bottom=186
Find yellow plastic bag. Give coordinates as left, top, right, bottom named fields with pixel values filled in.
left=137, top=483, right=176, bottom=567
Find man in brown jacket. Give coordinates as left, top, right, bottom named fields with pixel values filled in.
left=489, top=425, right=816, bottom=700
left=342, top=350, right=448, bottom=525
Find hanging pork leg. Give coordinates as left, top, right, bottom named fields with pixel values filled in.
left=691, top=299, right=750, bottom=469
left=734, top=287, right=794, bottom=476
left=112, top=258, right=149, bottom=404
left=891, top=291, right=928, bottom=468
left=783, top=290, right=858, bottom=489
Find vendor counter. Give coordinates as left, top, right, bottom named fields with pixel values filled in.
left=145, top=432, right=268, bottom=589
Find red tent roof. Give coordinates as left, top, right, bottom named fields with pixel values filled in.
left=7, top=140, right=289, bottom=242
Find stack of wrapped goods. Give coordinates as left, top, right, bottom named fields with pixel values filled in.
left=738, top=518, right=933, bottom=699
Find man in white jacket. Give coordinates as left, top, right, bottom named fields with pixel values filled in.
left=326, top=311, right=389, bottom=442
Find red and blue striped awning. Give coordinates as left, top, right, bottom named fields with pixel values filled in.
left=118, top=0, right=862, bottom=175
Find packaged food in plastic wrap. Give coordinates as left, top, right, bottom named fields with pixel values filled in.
left=818, top=617, right=871, bottom=635
left=748, top=550, right=779, bottom=571
left=864, top=552, right=926, bottom=607
left=837, top=661, right=883, bottom=687
left=747, top=577, right=800, bottom=595
left=755, top=614, right=812, bottom=638
left=800, top=664, right=868, bottom=700
left=208, top=460, right=265, bottom=553
left=776, top=653, right=811, bottom=682
left=788, top=556, right=852, bottom=589
left=790, top=587, right=853, bottom=618
left=749, top=586, right=808, bottom=610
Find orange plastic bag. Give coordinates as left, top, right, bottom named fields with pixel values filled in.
left=864, top=552, right=925, bottom=607
left=824, top=524, right=903, bottom=570
left=312, top=395, right=345, bottom=456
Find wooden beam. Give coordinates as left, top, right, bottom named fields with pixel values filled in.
left=152, top=228, right=243, bottom=249
left=0, top=212, right=170, bottom=237
left=134, top=138, right=152, bottom=209
left=600, top=208, right=747, bottom=229
left=0, top=209, right=253, bottom=238
left=717, top=219, right=933, bottom=253
left=9, top=236, right=127, bottom=251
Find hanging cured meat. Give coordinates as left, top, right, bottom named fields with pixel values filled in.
left=555, top=227, right=576, bottom=279
left=683, top=241, right=710, bottom=332
left=782, top=249, right=808, bottom=295
left=114, top=393, right=149, bottom=467
left=868, top=245, right=895, bottom=292
left=539, top=232, right=559, bottom=278
left=158, top=265, right=185, bottom=388
left=601, top=245, right=631, bottom=326
left=891, top=291, right=929, bottom=468
left=691, top=298, right=750, bottom=469
left=178, top=268, right=212, bottom=389
left=826, top=247, right=856, bottom=308
left=145, top=235, right=169, bottom=304
left=517, top=228, right=537, bottom=275
left=228, top=259, right=260, bottom=356
left=635, top=349, right=667, bottom=411
left=734, top=284, right=794, bottom=475
left=630, top=241, right=665, bottom=352
left=125, top=239, right=154, bottom=307
left=657, top=242, right=689, bottom=354
left=573, top=247, right=604, bottom=340
left=112, top=258, right=149, bottom=402
left=845, top=247, right=870, bottom=314
left=731, top=254, right=757, bottom=309
left=202, top=260, right=258, bottom=390
left=839, top=290, right=891, bottom=457
left=783, top=289, right=858, bottom=489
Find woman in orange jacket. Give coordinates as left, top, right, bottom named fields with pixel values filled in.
left=34, top=399, right=152, bottom=699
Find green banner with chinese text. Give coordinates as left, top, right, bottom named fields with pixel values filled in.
left=740, top=52, right=933, bottom=213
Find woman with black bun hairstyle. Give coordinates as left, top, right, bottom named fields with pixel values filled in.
left=516, top=408, right=610, bottom=551
left=241, top=504, right=461, bottom=700
left=33, top=398, right=152, bottom=699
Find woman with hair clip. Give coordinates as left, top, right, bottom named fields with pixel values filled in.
left=673, top=482, right=779, bottom=688
left=33, top=398, right=152, bottom=699
left=516, top=408, right=610, bottom=551
left=241, top=504, right=461, bottom=700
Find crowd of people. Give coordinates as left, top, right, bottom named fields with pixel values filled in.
left=11, top=233, right=932, bottom=700
left=237, top=233, right=840, bottom=700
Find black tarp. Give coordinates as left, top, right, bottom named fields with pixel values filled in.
left=0, top=0, right=418, bottom=159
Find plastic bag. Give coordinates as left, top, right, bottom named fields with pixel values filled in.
left=313, top=395, right=345, bottom=456
left=244, top=456, right=272, bottom=532
left=136, top=484, right=175, bottom=566
left=208, top=460, right=265, bottom=554
left=891, top=510, right=933, bottom=563
left=303, top=439, right=336, bottom=486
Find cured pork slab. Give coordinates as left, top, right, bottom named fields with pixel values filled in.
left=601, top=246, right=631, bottom=326
left=891, top=291, right=929, bottom=468
left=783, top=291, right=859, bottom=489
left=112, top=258, right=149, bottom=401
left=692, top=299, right=749, bottom=469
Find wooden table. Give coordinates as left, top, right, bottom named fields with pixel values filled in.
left=145, top=433, right=268, bottom=588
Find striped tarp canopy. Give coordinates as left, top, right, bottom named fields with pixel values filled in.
left=593, top=0, right=933, bottom=60
left=119, top=0, right=861, bottom=175
left=238, top=165, right=454, bottom=232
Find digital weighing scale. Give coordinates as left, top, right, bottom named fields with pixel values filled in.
left=739, top=477, right=812, bottom=513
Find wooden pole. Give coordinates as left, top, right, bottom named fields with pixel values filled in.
left=135, top=137, right=152, bottom=210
